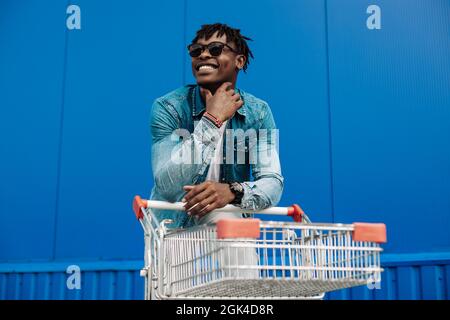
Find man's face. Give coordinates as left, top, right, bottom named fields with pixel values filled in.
left=190, top=32, right=244, bottom=88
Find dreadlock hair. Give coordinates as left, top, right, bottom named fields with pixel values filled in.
left=190, top=23, right=254, bottom=73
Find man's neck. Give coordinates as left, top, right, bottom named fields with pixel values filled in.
left=199, top=82, right=236, bottom=102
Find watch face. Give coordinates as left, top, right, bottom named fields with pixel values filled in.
left=232, top=182, right=244, bottom=193
left=230, top=182, right=244, bottom=205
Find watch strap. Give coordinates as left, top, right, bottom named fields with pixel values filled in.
left=228, top=182, right=244, bottom=205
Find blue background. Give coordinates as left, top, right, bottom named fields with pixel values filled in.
left=0, top=0, right=449, bottom=299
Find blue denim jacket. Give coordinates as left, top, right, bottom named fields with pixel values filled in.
left=149, top=84, right=283, bottom=227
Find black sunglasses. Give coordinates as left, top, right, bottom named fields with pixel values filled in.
left=187, top=41, right=238, bottom=58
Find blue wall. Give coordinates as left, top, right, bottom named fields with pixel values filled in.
left=0, top=0, right=449, bottom=299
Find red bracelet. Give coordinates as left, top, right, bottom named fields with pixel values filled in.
left=203, top=111, right=223, bottom=128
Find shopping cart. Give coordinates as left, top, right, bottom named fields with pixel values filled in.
left=133, top=195, right=387, bottom=300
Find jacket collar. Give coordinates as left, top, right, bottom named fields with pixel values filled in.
left=191, top=85, right=247, bottom=117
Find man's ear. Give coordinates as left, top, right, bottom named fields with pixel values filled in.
left=235, top=55, right=246, bottom=70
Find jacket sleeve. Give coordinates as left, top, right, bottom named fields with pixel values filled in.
left=150, top=99, right=220, bottom=201
left=239, top=103, right=284, bottom=210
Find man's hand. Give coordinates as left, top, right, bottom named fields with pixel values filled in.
left=182, top=181, right=235, bottom=218
left=201, top=82, right=243, bottom=122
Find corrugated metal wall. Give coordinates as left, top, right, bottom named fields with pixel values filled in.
left=328, top=253, right=450, bottom=300
left=1, top=253, right=449, bottom=300
left=0, top=261, right=144, bottom=300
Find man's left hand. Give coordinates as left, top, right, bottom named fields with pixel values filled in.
left=182, top=181, right=235, bottom=218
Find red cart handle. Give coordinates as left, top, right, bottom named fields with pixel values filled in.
left=287, top=204, right=304, bottom=222
left=133, top=195, right=147, bottom=220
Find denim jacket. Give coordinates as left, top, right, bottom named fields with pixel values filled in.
left=149, top=84, right=283, bottom=227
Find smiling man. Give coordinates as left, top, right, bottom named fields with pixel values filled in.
left=150, top=23, right=283, bottom=227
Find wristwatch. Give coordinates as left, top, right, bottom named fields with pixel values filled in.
left=228, top=182, right=244, bottom=205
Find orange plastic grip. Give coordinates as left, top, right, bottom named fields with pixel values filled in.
left=287, top=204, right=304, bottom=222
left=216, top=219, right=261, bottom=239
left=352, top=223, right=387, bottom=243
left=133, top=195, right=147, bottom=220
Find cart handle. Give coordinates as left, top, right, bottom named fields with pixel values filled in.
left=133, top=195, right=304, bottom=222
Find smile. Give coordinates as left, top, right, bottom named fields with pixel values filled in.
left=199, top=65, right=217, bottom=71
left=195, top=63, right=219, bottom=71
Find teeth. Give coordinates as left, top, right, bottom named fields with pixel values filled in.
left=199, top=65, right=216, bottom=71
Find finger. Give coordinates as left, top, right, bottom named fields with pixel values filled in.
left=185, top=191, right=208, bottom=214
left=200, top=87, right=212, bottom=99
left=231, top=93, right=241, bottom=102
left=184, top=183, right=210, bottom=208
left=197, top=204, right=210, bottom=216
left=183, top=183, right=208, bottom=202
left=190, top=193, right=218, bottom=216
left=181, top=185, right=194, bottom=202
left=234, top=99, right=244, bottom=109
left=225, top=87, right=235, bottom=95
left=198, top=200, right=219, bottom=218
left=186, top=202, right=201, bottom=215
left=185, top=188, right=215, bottom=213
left=218, top=82, right=233, bottom=92
left=188, top=201, right=208, bottom=216
left=197, top=193, right=219, bottom=216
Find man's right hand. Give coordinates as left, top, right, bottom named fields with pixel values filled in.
left=200, top=82, right=243, bottom=122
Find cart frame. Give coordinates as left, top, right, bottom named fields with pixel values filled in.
left=133, top=196, right=386, bottom=300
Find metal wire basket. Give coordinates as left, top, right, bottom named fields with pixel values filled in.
left=133, top=196, right=386, bottom=300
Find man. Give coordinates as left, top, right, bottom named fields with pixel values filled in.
left=150, top=23, right=283, bottom=228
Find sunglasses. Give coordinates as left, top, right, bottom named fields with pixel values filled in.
left=187, top=41, right=238, bottom=58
